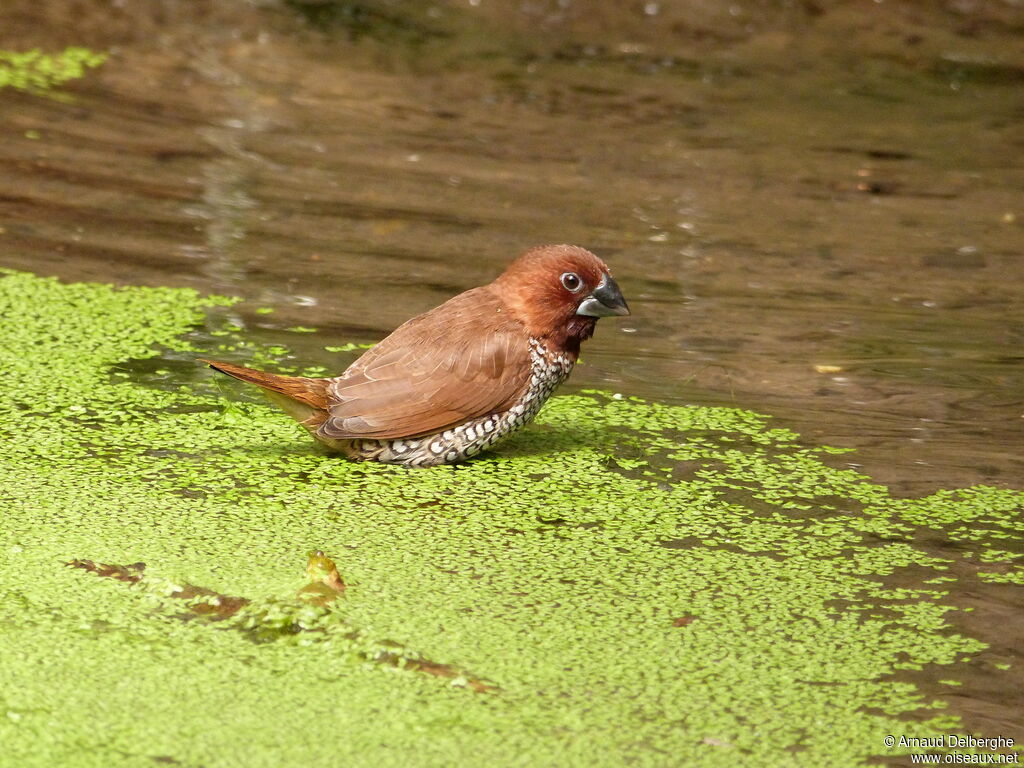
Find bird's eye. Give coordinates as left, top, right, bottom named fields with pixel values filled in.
left=560, top=272, right=583, bottom=292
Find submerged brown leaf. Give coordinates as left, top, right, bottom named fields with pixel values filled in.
left=66, top=554, right=493, bottom=692
left=66, top=559, right=145, bottom=584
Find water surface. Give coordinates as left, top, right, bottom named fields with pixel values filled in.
left=1, top=0, right=1022, bottom=754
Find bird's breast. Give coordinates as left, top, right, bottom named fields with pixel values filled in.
left=324, top=339, right=575, bottom=467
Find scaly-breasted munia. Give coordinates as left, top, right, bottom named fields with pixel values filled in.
left=203, top=244, right=629, bottom=467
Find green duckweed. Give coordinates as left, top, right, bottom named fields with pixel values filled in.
left=0, top=270, right=1021, bottom=767
left=0, top=48, right=106, bottom=92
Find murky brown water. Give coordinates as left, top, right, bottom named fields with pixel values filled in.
left=2, top=0, right=1022, bottom=749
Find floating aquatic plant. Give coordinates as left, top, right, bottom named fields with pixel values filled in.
left=0, top=47, right=107, bottom=93
left=0, top=269, right=1020, bottom=767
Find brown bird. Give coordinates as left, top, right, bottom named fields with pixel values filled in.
left=203, top=244, right=629, bottom=467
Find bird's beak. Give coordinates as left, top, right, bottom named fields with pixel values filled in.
left=576, top=275, right=630, bottom=317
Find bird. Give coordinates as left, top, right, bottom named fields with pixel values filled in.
left=202, top=244, right=629, bottom=467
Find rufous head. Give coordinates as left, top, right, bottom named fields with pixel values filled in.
left=490, top=244, right=629, bottom=354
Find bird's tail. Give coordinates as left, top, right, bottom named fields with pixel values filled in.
left=201, top=359, right=330, bottom=425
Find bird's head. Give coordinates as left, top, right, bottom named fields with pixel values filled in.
left=491, top=244, right=630, bottom=354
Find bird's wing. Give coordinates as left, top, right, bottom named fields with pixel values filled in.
left=317, top=287, right=534, bottom=440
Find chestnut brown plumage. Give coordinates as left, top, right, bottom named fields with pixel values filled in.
left=203, top=244, right=629, bottom=467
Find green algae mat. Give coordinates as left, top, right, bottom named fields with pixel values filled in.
left=1, top=270, right=1022, bottom=767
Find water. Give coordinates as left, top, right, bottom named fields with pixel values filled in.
left=2, top=0, right=1022, bottom=746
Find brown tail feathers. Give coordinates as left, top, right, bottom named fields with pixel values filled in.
left=201, top=359, right=330, bottom=424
